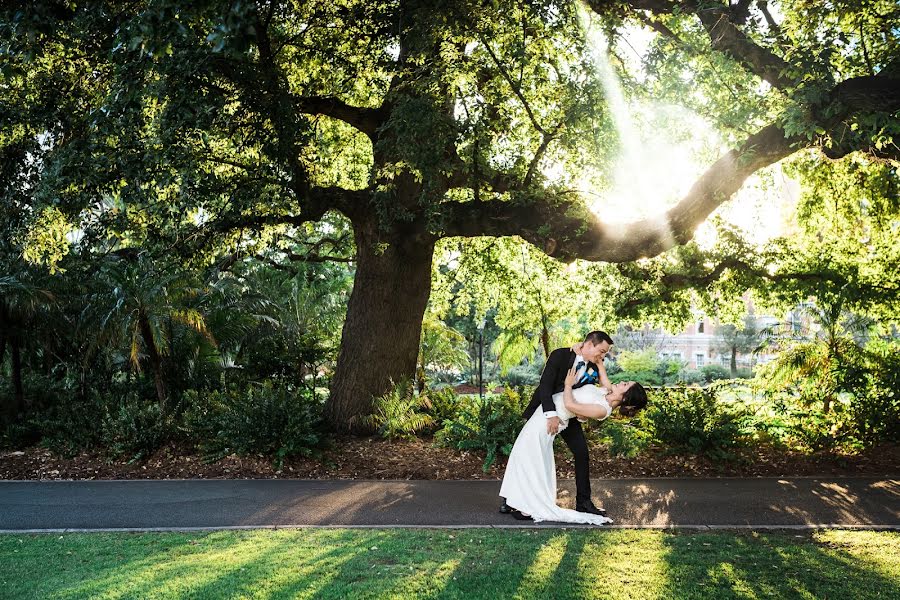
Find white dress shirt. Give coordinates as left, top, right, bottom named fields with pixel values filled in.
left=545, top=354, right=587, bottom=419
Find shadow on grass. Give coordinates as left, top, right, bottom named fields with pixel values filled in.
left=659, top=530, right=900, bottom=599
left=2, top=529, right=898, bottom=599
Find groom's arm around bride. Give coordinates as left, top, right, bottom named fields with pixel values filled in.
left=522, top=347, right=573, bottom=435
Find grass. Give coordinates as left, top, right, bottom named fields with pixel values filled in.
left=1, top=529, right=898, bottom=599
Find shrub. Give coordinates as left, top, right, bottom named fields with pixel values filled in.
left=435, top=387, right=524, bottom=472
left=701, top=364, right=730, bottom=383
left=3, top=399, right=101, bottom=456
left=645, top=387, right=752, bottom=461
left=365, top=379, right=435, bottom=440
left=605, top=360, right=623, bottom=376
left=598, top=418, right=651, bottom=458
left=610, top=370, right=662, bottom=386
left=502, top=364, right=541, bottom=387
left=848, top=341, right=900, bottom=447
left=421, top=387, right=459, bottom=429
left=657, top=358, right=686, bottom=384
left=101, top=398, right=169, bottom=462
left=676, top=369, right=705, bottom=385
left=182, top=381, right=325, bottom=468
left=616, top=349, right=659, bottom=373
left=0, top=373, right=98, bottom=454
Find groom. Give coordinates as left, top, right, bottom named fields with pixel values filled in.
left=500, top=330, right=613, bottom=517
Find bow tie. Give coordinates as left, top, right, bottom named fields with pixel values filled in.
left=575, top=360, right=586, bottom=371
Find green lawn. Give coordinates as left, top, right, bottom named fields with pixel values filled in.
left=2, top=529, right=898, bottom=599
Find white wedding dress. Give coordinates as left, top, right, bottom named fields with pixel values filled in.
left=499, top=385, right=613, bottom=525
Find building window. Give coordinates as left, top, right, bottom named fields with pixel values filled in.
left=698, top=320, right=705, bottom=334
left=695, top=353, right=706, bottom=367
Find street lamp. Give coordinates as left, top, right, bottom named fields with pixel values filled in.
left=477, top=318, right=486, bottom=400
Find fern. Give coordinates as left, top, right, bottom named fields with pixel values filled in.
left=364, top=379, right=435, bottom=440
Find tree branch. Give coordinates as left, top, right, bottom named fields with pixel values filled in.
left=756, top=1, right=785, bottom=50
left=616, top=258, right=849, bottom=312
left=588, top=0, right=795, bottom=89
left=478, top=34, right=547, bottom=135
left=440, top=71, right=900, bottom=262
left=291, top=95, right=384, bottom=141
left=440, top=121, right=797, bottom=262
left=524, top=122, right=564, bottom=187
left=211, top=187, right=367, bottom=232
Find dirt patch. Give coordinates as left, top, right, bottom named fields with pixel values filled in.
left=1, top=438, right=896, bottom=480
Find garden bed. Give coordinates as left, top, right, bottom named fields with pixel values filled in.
left=1, top=437, right=897, bottom=481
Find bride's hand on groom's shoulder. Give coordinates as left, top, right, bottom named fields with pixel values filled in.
left=564, top=366, right=577, bottom=389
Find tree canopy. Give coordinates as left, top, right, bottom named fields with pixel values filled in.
left=2, top=0, right=898, bottom=428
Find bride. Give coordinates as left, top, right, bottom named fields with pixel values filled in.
left=499, top=362, right=646, bottom=525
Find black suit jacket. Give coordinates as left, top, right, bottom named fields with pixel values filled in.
left=522, top=348, right=600, bottom=420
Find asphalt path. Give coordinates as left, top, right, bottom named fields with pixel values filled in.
left=1, top=477, right=897, bottom=532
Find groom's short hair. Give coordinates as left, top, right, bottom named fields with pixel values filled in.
left=584, top=330, right=613, bottom=346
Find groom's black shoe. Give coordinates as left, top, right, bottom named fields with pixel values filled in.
left=575, top=501, right=607, bottom=517
left=499, top=499, right=512, bottom=514
left=510, top=509, right=533, bottom=521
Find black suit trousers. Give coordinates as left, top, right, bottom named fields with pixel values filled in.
left=558, top=418, right=591, bottom=505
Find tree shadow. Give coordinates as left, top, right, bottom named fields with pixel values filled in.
left=9, top=528, right=898, bottom=599
left=658, top=530, right=900, bottom=599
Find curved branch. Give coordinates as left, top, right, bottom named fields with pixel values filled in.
left=440, top=72, right=900, bottom=262
left=292, top=95, right=385, bottom=141
left=440, top=122, right=796, bottom=262
left=211, top=186, right=368, bottom=232
left=479, top=35, right=547, bottom=135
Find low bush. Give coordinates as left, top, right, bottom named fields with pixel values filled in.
left=421, top=387, right=459, bottom=430
left=644, top=386, right=753, bottom=461
left=848, top=341, right=900, bottom=448
left=675, top=369, right=705, bottom=385
left=182, top=381, right=326, bottom=468
left=435, top=388, right=525, bottom=472
left=597, top=418, right=651, bottom=458
left=3, top=398, right=102, bottom=457
left=610, top=370, right=662, bottom=386
left=502, top=364, right=541, bottom=387
left=364, top=379, right=435, bottom=440
left=734, top=368, right=754, bottom=379
left=700, top=364, right=730, bottom=383
left=101, top=396, right=169, bottom=462
left=1, top=379, right=157, bottom=458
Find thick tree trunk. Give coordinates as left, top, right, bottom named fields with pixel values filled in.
left=327, top=224, right=436, bottom=432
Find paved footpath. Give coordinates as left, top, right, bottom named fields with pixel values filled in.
left=1, top=477, right=897, bottom=532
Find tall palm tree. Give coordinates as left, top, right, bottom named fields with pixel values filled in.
left=80, top=253, right=214, bottom=413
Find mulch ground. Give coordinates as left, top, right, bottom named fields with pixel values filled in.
left=1, top=438, right=897, bottom=481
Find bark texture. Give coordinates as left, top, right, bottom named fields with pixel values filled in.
left=326, top=218, right=437, bottom=431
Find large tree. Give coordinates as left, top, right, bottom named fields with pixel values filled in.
left=2, top=0, right=898, bottom=429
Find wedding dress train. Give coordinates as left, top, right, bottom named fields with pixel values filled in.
left=499, top=385, right=613, bottom=525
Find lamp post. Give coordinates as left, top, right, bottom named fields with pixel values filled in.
left=477, top=318, right=486, bottom=400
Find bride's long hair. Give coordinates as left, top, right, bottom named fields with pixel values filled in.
left=619, top=383, right=648, bottom=418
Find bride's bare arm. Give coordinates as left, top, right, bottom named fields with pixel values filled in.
left=597, top=359, right=612, bottom=390
left=563, top=394, right=609, bottom=419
